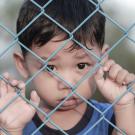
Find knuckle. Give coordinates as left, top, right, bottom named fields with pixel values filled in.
left=109, top=69, right=116, bottom=79
left=121, top=69, right=128, bottom=75
left=109, top=59, right=115, bottom=64
left=110, top=64, right=120, bottom=72
left=117, top=70, right=123, bottom=77
left=115, top=64, right=121, bottom=69
left=105, top=59, right=114, bottom=66
left=11, top=80, right=18, bottom=84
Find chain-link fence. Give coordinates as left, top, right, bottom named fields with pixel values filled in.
left=0, top=0, right=135, bottom=135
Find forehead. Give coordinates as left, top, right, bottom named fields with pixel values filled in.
left=31, top=35, right=101, bottom=58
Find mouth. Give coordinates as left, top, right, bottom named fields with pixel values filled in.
left=58, top=96, right=79, bottom=107
left=59, top=96, right=77, bottom=101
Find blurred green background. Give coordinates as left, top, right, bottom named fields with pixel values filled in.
left=0, top=0, right=135, bottom=101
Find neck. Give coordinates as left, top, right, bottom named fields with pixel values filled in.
left=37, top=101, right=87, bottom=130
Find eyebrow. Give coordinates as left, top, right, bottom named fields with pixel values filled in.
left=35, top=48, right=94, bottom=63
left=74, top=53, right=88, bottom=59
left=74, top=50, right=93, bottom=59
left=38, top=56, right=59, bottom=63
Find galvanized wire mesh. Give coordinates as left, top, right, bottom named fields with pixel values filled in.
left=0, top=0, right=135, bottom=135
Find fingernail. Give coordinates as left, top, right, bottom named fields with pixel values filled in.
left=11, top=80, right=17, bottom=85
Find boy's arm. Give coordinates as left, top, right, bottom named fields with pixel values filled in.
left=112, top=101, right=135, bottom=135
left=94, top=59, right=135, bottom=135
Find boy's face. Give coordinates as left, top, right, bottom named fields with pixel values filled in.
left=15, top=35, right=103, bottom=111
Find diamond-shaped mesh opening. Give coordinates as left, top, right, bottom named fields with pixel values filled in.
left=105, top=19, right=124, bottom=47
left=109, top=39, right=135, bottom=73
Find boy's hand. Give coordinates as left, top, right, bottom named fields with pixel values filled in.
left=94, top=59, right=135, bottom=106
left=0, top=73, right=40, bottom=133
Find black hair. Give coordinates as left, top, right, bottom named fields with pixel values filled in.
left=17, top=0, right=106, bottom=56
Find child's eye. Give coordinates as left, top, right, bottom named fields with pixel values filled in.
left=77, top=63, right=90, bottom=70
left=46, top=65, right=56, bottom=72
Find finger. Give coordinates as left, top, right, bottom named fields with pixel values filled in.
left=103, top=59, right=115, bottom=72
left=29, top=91, right=40, bottom=111
left=9, top=79, right=20, bottom=93
left=24, top=91, right=41, bottom=120
left=31, top=91, right=40, bottom=105
left=0, top=72, right=9, bottom=97
left=3, top=73, right=16, bottom=93
left=108, top=64, right=122, bottom=81
left=10, top=79, right=20, bottom=87
left=94, top=67, right=105, bottom=89
left=116, top=69, right=128, bottom=85
left=18, top=81, right=26, bottom=96
left=0, top=80, right=8, bottom=97
left=3, top=72, right=10, bottom=80
left=124, top=73, right=135, bottom=85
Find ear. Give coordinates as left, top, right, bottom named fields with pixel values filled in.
left=101, top=44, right=109, bottom=63
left=13, top=52, right=29, bottom=79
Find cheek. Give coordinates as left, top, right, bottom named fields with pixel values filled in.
left=76, top=78, right=96, bottom=99
left=32, top=75, right=57, bottom=99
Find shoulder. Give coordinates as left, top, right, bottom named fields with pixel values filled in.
left=77, top=100, right=114, bottom=135
left=90, top=100, right=112, bottom=111
left=89, top=99, right=114, bottom=118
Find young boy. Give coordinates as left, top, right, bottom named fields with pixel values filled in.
left=0, top=0, right=135, bottom=135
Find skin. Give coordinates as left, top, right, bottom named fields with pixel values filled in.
left=0, top=35, right=135, bottom=135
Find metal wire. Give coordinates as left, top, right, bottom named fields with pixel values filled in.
left=0, top=0, right=134, bottom=135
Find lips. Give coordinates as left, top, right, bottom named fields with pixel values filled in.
left=57, top=96, right=79, bottom=107
left=60, top=96, right=75, bottom=101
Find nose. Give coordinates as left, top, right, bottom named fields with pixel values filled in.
left=58, top=71, right=78, bottom=90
